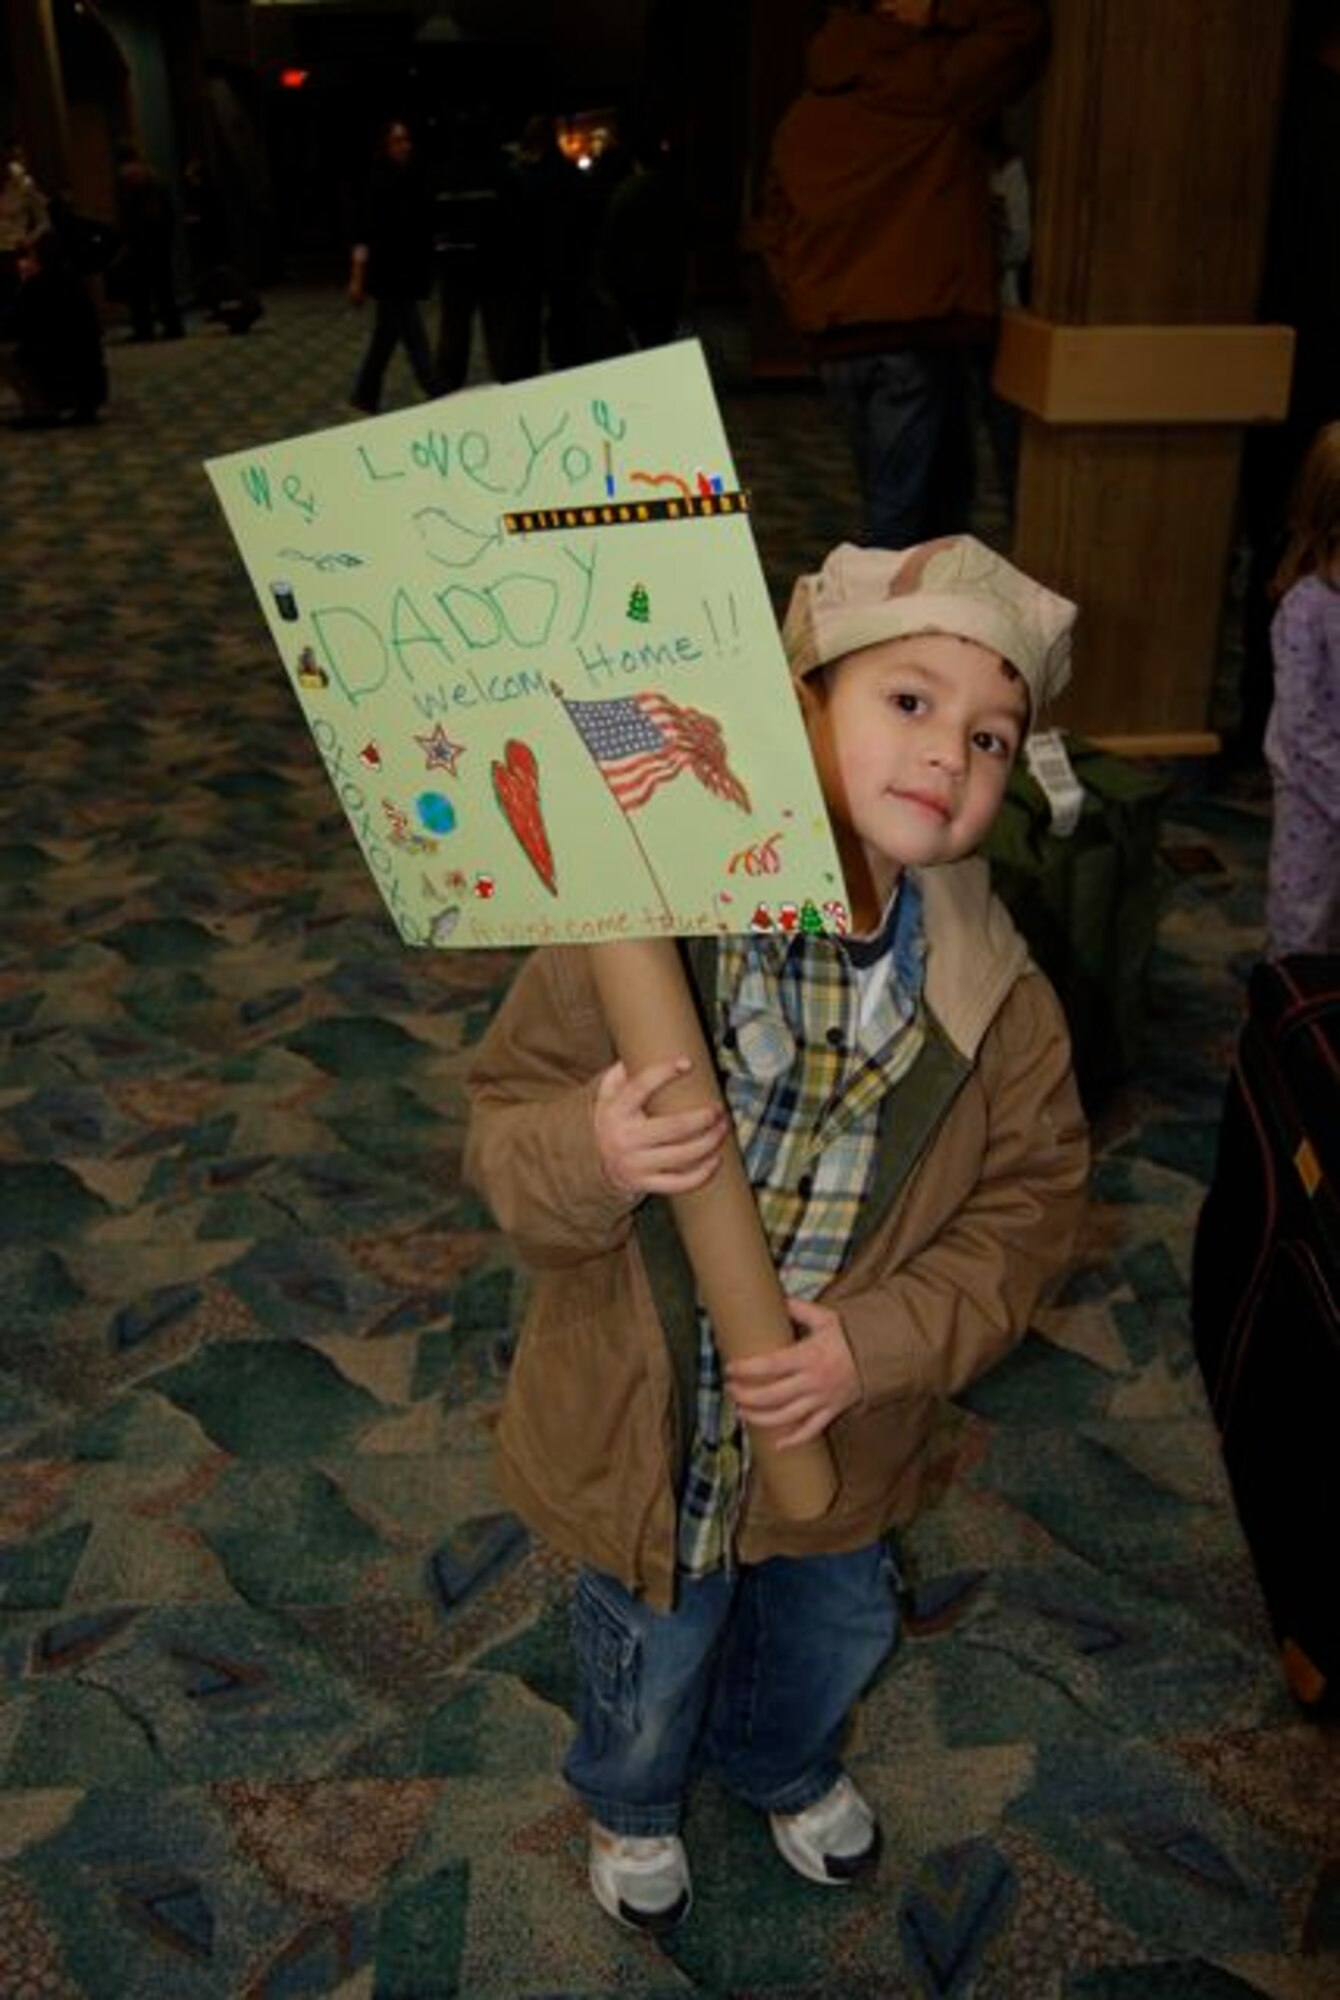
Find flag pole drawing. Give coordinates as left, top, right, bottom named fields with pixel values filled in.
left=553, top=683, right=752, bottom=919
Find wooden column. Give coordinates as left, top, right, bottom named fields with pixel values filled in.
left=1006, top=0, right=1294, bottom=745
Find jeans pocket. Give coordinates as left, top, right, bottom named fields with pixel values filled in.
left=572, top=1572, right=641, bottom=1743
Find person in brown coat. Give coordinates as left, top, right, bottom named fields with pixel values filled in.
left=759, top=0, right=1048, bottom=546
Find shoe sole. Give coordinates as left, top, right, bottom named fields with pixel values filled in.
left=770, top=1818, right=883, bottom=1886
left=589, top=1860, right=691, bottom=1933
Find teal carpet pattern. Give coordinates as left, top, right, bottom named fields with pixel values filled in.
left=1, top=291, right=1337, bottom=1998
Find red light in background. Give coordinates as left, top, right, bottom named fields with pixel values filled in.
left=279, top=68, right=309, bottom=90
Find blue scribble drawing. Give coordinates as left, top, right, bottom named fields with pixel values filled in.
left=278, top=547, right=366, bottom=573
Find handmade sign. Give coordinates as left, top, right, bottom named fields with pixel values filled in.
left=207, top=342, right=842, bottom=1523
left=205, top=341, right=848, bottom=950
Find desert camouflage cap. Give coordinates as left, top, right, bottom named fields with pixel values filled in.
left=782, top=536, right=1077, bottom=720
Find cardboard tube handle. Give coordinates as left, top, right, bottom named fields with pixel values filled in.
left=589, top=937, right=838, bottom=1523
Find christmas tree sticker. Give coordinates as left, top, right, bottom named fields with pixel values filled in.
left=627, top=581, right=651, bottom=623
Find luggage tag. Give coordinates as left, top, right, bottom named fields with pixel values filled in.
left=1024, top=728, right=1084, bottom=837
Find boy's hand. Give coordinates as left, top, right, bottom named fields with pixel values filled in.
left=593, top=1057, right=730, bottom=1198
left=726, top=1297, right=861, bottom=1447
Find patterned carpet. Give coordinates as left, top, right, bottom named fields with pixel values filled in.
left=1, top=288, right=1337, bottom=1999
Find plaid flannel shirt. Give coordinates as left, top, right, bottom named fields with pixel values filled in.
left=677, top=877, right=928, bottom=1575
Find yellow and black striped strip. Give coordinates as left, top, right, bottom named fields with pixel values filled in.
left=501, top=491, right=750, bottom=535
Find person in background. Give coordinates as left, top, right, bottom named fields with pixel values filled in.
left=432, top=107, right=554, bottom=392
left=0, top=141, right=49, bottom=328
left=1262, top=421, right=1340, bottom=956
left=46, top=183, right=119, bottom=285
left=0, top=229, right=107, bottom=428
left=491, top=114, right=565, bottom=380
left=598, top=112, right=690, bottom=352
left=465, top=535, right=1088, bottom=1935
left=183, top=154, right=261, bottom=335
left=113, top=142, right=183, bottom=342
left=1236, top=0, right=1340, bottom=766
left=432, top=108, right=507, bottom=393
left=759, top=0, right=1048, bottom=548
left=183, top=155, right=229, bottom=294
left=543, top=124, right=630, bottom=369
left=349, top=118, right=440, bottom=414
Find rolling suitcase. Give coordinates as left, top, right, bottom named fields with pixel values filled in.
left=1190, top=955, right=1340, bottom=1706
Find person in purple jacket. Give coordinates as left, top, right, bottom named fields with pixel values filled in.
left=1264, top=421, right=1340, bottom=956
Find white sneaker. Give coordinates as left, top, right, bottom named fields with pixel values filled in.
left=588, top=1822, right=692, bottom=1932
left=769, top=1773, right=882, bottom=1885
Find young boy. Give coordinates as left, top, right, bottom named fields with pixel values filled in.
left=464, top=535, right=1089, bottom=1933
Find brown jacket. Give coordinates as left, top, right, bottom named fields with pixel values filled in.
left=759, top=0, right=1048, bottom=347
left=464, top=859, right=1088, bottom=1610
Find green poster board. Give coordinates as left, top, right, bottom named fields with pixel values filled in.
left=206, top=341, right=846, bottom=950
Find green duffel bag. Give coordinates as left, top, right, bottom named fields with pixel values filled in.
left=983, top=739, right=1169, bottom=1104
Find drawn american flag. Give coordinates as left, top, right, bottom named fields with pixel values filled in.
left=561, top=691, right=752, bottom=814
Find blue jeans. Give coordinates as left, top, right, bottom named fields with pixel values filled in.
left=819, top=348, right=978, bottom=549
left=563, top=1544, right=900, bottom=1837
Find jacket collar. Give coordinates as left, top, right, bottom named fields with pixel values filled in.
left=918, top=859, right=1029, bottom=1060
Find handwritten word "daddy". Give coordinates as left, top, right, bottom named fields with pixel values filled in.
left=308, top=547, right=598, bottom=710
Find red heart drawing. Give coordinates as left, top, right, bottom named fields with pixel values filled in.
left=491, top=738, right=557, bottom=895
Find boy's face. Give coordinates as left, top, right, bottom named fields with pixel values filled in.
left=799, top=632, right=1028, bottom=926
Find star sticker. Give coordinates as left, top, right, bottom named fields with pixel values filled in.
left=414, top=723, right=465, bottom=776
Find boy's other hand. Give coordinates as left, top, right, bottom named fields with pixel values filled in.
left=726, top=1298, right=860, bottom=1446
left=593, top=1058, right=730, bottom=1198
